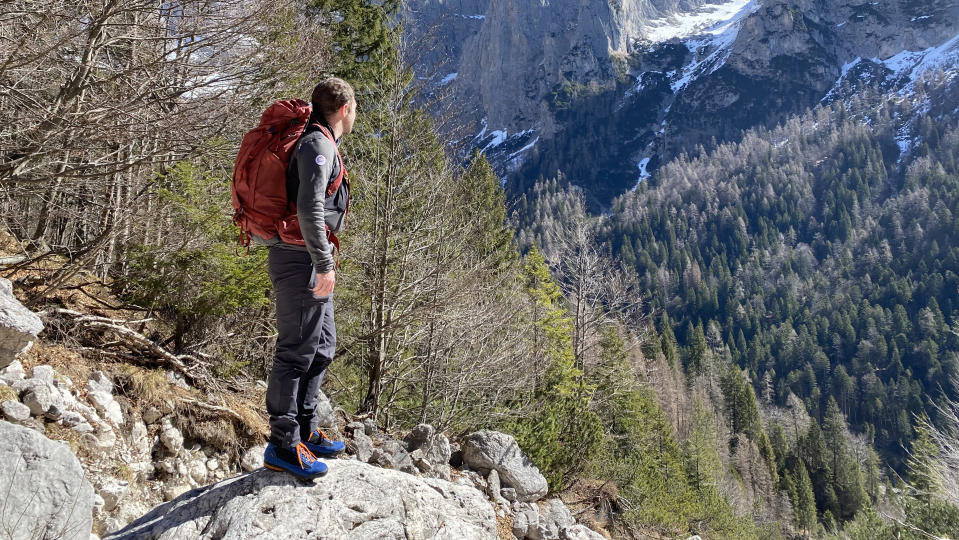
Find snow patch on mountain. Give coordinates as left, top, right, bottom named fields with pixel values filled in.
left=646, top=0, right=761, bottom=93
left=643, top=0, right=757, bottom=42
left=878, top=32, right=959, bottom=93
left=634, top=157, right=652, bottom=190
left=438, top=72, right=458, bottom=86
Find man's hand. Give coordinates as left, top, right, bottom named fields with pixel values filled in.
left=313, top=270, right=335, bottom=297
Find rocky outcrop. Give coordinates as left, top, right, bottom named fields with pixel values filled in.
left=1, top=288, right=607, bottom=540
left=105, top=461, right=498, bottom=540
left=0, top=278, right=43, bottom=368
left=463, top=430, right=549, bottom=502
left=0, top=420, right=96, bottom=540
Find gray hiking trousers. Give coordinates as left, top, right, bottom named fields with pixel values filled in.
left=265, top=247, right=335, bottom=448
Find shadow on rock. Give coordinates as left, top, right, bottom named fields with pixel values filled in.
left=105, top=469, right=303, bottom=539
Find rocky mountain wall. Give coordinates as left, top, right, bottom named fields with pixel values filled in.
left=405, top=0, right=959, bottom=206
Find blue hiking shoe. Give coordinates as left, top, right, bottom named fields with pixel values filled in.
left=264, top=442, right=328, bottom=479
left=303, top=429, right=346, bottom=456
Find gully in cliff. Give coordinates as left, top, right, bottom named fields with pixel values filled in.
left=231, top=78, right=357, bottom=479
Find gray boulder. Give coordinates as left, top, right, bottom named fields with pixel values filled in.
left=31, top=364, right=55, bottom=384
left=0, top=359, right=25, bottom=384
left=352, top=430, right=374, bottom=463
left=0, top=420, right=95, bottom=540
left=463, top=430, right=548, bottom=502
left=426, top=433, right=452, bottom=466
left=1, top=399, right=30, bottom=422
left=0, top=278, right=43, bottom=369
left=107, top=459, right=497, bottom=539
left=240, top=444, right=266, bottom=472
left=561, top=524, right=606, bottom=540
left=88, top=390, right=124, bottom=425
left=512, top=506, right=537, bottom=539
left=528, top=498, right=574, bottom=540
left=86, top=371, right=114, bottom=394
left=405, top=423, right=435, bottom=451
left=14, top=378, right=63, bottom=418
left=159, top=417, right=184, bottom=455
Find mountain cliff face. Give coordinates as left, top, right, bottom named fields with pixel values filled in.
left=404, top=0, right=959, bottom=206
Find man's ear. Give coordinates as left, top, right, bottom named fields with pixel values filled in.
left=339, top=102, right=350, bottom=118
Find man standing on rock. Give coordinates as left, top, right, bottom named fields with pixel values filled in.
left=263, top=78, right=355, bottom=478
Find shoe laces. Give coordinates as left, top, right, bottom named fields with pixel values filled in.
left=295, top=442, right=318, bottom=468
left=311, top=429, right=332, bottom=443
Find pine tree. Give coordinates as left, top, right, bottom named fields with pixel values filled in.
left=686, top=322, right=708, bottom=377
left=908, top=417, right=942, bottom=504
left=794, top=460, right=818, bottom=534
left=310, top=0, right=400, bottom=87
left=660, top=312, right=680, bottom=367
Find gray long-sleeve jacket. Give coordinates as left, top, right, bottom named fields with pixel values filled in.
left=259, top=124, right=343, bottom=274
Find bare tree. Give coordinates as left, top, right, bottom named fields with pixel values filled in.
left=540, top=190, right=644, bottom=371
left=1, top=0, right=327, bottom=291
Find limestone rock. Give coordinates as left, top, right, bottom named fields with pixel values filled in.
left=162, top=485, right=191, bottom=502
left=463, top=430, right=548, bottom=502
left=107, top=460, right=497, bottom=539
left=188, top=459, right=209, bottom=485
left=86, top=371, right=114, bottom=394
left=18, top=379, right=55, bottom=416
left=381, top=439, right=416, bottom=473
left=352, top=430, right=374, bottom=463
left=61, top=411, right=95, bottom=433
left=98, top=479, right=130, bottom=512
left=240, top=444, right=266, bottom=472
left=142, top=407, right=163, bottom=425
left=561, top=524, right=606, bottom=540
left=159, top=418, right=184, bottom=455
left=426, top=433, right=452, bottom=466
left=0, top=278, right=43, bottom=369
left=487, top=468, right=501, bottom=500
left=315, top=390, right=335, bottom=428
left=0, top=419, right=95, bottom=539
left=528, top=498, right=574, bottom=540
left=512, top=502, right=542, bottom=539
left=131, top=421, right=150, bottom=455
left=405, top=423, right=435, bottom=451
left=88, top=390, right=123, bottom=425
left=31, top=364, right=55, bottom=384
left=0, top=359, right=24, bottom=384
left=513, top=508, right=533, bottom=539
left=1, top=399, right=30, bottom=422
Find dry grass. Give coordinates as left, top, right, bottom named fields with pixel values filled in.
left=109, top=363, right=183, bottom=407
left=20, top=343, right=92, bottom=385
left=111, top=462, right=136, bottom=484
left=496, top=512, right=514, bottom=540
left=0, top=227, right=24, bottom=256
left=177, top=390, right=268, bottom=452
left=0, top=384, right=18, bottom=402
left=45, top=421, right=88, bottom=457
left=561, top=479, right=618, bottom=539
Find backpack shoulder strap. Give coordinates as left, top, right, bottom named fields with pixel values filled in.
left=308, top=123, right=346, bottom=197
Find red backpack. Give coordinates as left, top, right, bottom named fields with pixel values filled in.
left=231, top=98, right=348, bottom=249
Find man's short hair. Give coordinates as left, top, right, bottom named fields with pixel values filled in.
left=312, top=78, right=355, bottom=122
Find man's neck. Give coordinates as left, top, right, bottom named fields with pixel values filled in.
left=316, top=116, right=343, bottom=142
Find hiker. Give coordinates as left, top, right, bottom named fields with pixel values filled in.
left=261, top=78, right=357, bottom=478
